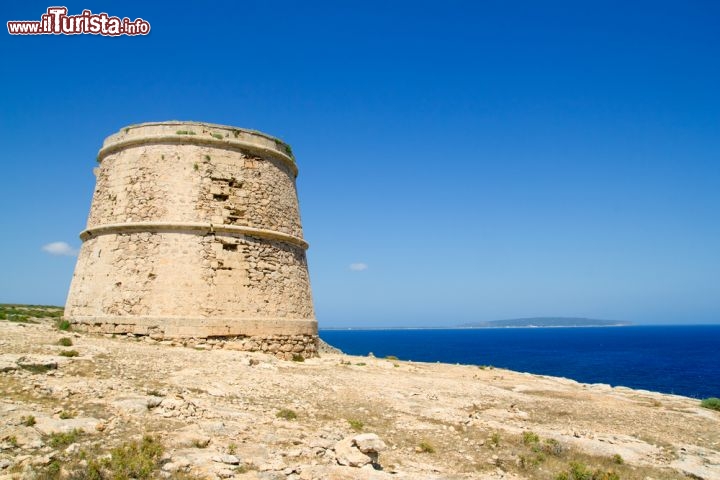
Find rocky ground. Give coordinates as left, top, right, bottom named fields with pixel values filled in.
left=0, top=315, right=719, bottom=480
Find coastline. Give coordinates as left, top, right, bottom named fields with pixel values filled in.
left=1, top=317, right=719, bottom=479
left=319, top=325, right=720, bottom=400
left=319, top=325, right=631, bottom=331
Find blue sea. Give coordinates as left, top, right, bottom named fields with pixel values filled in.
left=319, top=325, right=720, bottom=399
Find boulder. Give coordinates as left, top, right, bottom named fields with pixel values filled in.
left=334, top=433, right=387, bottom=468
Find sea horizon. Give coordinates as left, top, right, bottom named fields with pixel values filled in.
left=319, top=323, right=720, bottom=331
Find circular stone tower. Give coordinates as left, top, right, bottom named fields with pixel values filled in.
left=65, top=121, right=317, bottom=358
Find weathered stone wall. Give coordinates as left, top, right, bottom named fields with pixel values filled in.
left=65, top=122, right=317, bottom=357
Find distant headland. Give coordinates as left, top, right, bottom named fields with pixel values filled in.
left=459, top=317, right=631, bottom=328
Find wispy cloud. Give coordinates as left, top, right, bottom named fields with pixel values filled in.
left=349, top=262, right=368, bottom=271
left=42, top=241, right=78, bottom=257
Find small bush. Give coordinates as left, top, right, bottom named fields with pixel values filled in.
left=109, top=435, right=164, bottom=479
left=355, top=362, right=366, bottom=366
left=191, top=438, right=209, bottom=448
left=519, top=453, right=545, bottom=469
left=555, top=461, right=619, bottom=480
left=56, top=319, right=71, bottom=331
left=6, top=435, right=19, bottom=448
left=176, top=130, right=196, bottom=135
left=277, top=141, right=293, bottom=157
left=59, top=349, right=79, bottom=357
left=21, top=415, right=36, bottom=426
left=418, top=441, right=435, bottom=453
left=227, top=443, right=237, bottom=455
left=38, top=459, right=62, bottom=478
left=701, top=397, right=720, bottom=411
left=347, top=419, right=363, bottom=431
left=291, top=354, right=305, bottom=362
left=59, top=410, right=75, bottom=419
left=612, top=453, right=624, bottom=465
left=48, top=428, right=83, bottom=448
left=523, top=431, right=540, bottom=445
left=58, top=337, right=73, bottom=347
left=385, top=355, right=398, bottom=360
left=211, top=133, right=223, bottom=140
left=490, top=431, right=501, bottom=446
left=276, top=408, right=297, bottom=420
left=540, top=438, right=564, bottom=457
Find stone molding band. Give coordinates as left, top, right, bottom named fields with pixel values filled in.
left=80, top=221, right=309, bottom=249
left=97, top=134, right=298, bottom=177
left=70, top=315, right=318, bottom=337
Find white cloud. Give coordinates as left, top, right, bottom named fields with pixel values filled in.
left=42, top=241, right=78, bottom=257
left=349, top=262, right=368, bottom=271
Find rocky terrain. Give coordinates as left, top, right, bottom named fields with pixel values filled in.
left=1, top=313, right=719, bottom=480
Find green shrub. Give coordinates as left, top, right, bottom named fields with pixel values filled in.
left=540, top=438, right=564, bottom=456
left=21, top=415, right=36, bottom=426
left=191, top=438, right=209, bottom=448
left=385, top=355, right=398, bottom=360
left=555, top=462, right=619, bottom=480
left=523, top=431, right=540, bottom=445
left=347, top=419, right=363, bottom=431
left=277, top=141, right=293, bottom=157
left=519, top=452, right=545, bottom=469
left=59, top=350, right=79, bottom=357
left=37, top=459, right=62, bottom=479
left=276, top=408, right=297, bottom=420
left=291, top=354, right=305, bottom=362
left=611, top=453, right=624, bottom=464
left=701, top=397, right=720, bottom=411
left=48, top=428, right=83, bottom=448
left=58, top=337, right=73, bottom=346
left=56, top=319, right=71, bottom=331
left=108, top=435, right=164, bottom=479
left=418, top=441, right=435, bottom=453
left=59, top=410, right=75, bottom=419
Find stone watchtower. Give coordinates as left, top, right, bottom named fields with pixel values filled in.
left=65, top=121, right=317, bottom=358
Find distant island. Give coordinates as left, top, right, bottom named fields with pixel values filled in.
left=459, top=317, right=631, bottom=328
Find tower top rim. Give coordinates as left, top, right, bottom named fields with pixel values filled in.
left=98, top=121, right=297, bottom=175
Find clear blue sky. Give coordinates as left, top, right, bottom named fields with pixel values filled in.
left=1, top=1, right=718, bottom=326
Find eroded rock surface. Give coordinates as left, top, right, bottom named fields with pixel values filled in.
left=1, top=318, right=718, bottom=480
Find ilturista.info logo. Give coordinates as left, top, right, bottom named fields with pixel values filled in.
left=7, top=7, right=150, bottom=36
